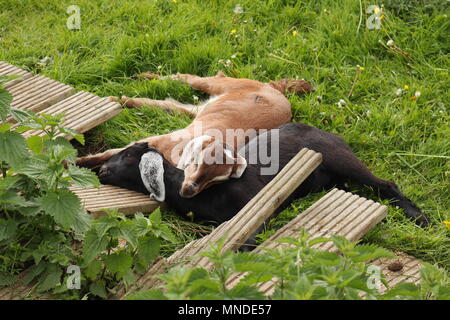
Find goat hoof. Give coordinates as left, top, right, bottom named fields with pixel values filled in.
left=108, top=96, right=120, bottom=102
left=414, top=215, right=430, bottom=228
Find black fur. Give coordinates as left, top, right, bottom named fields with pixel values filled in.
left=98, top=123, right=429, bottom=240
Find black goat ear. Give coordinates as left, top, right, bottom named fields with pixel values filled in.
left=139, top=151, right=165, bottom=202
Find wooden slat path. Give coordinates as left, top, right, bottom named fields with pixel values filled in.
left=116, top=148, right=323, bottom=298
left=70, top=185, right=160, bottom=218
left=0, top=62, right=122, bottom=136
left=225, top=188, right=389, bottom=295
left=21, top=91, right=122, bottom=138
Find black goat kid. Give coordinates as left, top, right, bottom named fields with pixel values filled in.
left=97, top=123, right=429, bottom=232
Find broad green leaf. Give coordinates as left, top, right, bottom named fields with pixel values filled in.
left=126, top=289, right=168, bottom=300
left=0, top=190, right=30, bottom=207
left=27, top=135, right=44, bottom=154
left=0, top=218, right=17, bottom=241
left=36, top=263, right=63, bottom=292
left=103, top=251, right=133, bottom=277
left=93, top=216, right=118, bottom=238
left=68, top=165, right=100, bottom=188
left=0, top=88, right=12, bottom=121
left=10, top=108, right=34, bottom=122
left=0, top=131, right=28, bottom=166
left=137, top=235, right=161, bottom=266
left=89, top=280, right=108, bottom=299
left=84, top=259, right=102, bottom=281
left=59, top=127, right=85, bottom=145
left=0, top=122, right=13, bottom=133
left=46, top=141, right=77, bottom=163
left=82, top=229, right=109, bottom=264
left=149, top=208, right=162, bottom=226
left=349, top=245, right=395, bottom=263
left=227, top=284, right=265, bottom=300
left=14, top=155, right=58, bottom=187
left=40, top=189, right=86, bottom=230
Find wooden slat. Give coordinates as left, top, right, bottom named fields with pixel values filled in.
left=0, top=61, right=33, bottom=88
left=70, top=185, right=160, bottom=218
left=21, top=92, right=121, bottom=138
left=6, top=75, right=75, bottom=116
left=116, top=148, right=323, bottom=299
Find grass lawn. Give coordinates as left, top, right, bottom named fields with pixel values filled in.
left=1, top=0, right=448, bottom=270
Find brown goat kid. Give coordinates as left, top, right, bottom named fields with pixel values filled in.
left=77, top=72, right=314, bottom=197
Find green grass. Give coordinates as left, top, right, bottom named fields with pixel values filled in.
left=1, top=0, right=448, bottom=269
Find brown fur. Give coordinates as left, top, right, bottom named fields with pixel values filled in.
left=77, top=72, right=313, bottom=195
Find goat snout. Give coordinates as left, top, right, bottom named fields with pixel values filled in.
left=179, top=182, right=198, bottom=198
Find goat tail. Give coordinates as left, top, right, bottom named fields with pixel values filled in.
left=268, top=79, right=315, bottom=95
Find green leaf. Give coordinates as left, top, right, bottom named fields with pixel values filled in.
left=308, top=236, right=332, bottom=247
left=45, top=140, right=77, bottom=163
left=82, top=229, right=109, bottom=264
left=126, top=289, right=168, bottom=300
left=0, top=190, right=30, bottom=207
left=9, top=108, right=34, bottom=122
left=149, top=208, right=162, bottom=226
left=59, top=127, right=85, bottom=145
left=137, top=235, right=161, bottom=266
left=84, top=259, right=103, bottom=281
left=14, top=155, right=58, bottom=186
left=36, top=263, right=63, bottom=293
left=103, top=251, right=133, bottom=277
left=68, top=165, right=100, bottom=188
left=27, top=135, right=45, bottom=154
left=0, top=88, right=12, bottom=121
left=41, top=189, right=90, bottom=232
left=0, top=131, right=29, bottom=166
left=89, top=280, right=108, bottom=299
left=0, top=219, right=17, bottom=241
left=0, top=122, right=13, bottom=133
left=349, top=245, right=395, bottom=263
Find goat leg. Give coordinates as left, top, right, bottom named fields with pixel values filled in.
left=324, top=150, right=429, bottom=227
left=109, top=96, right=197, bottom=117
left=76, top=148, right=125, bottom=169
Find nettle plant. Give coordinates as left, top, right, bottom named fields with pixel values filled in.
left=129, top=231, right=449, bottom=300
left=0, top=76, right=174, bottom=298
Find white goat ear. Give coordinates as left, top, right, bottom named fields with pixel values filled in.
left=223, top=148, right=247, bottom=178
left=139, top=151, right=165, bottom=202
left=177, top=135, right=213, bottom=169
left=231, top=153, right=247, bottom=178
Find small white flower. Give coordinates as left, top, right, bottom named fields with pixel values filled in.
left=316, top=95, right=323, bottom=103
left=233, top=4, right=244, bottom=14
left=414, top=91, right=421, bottom=98
left=230, top=53, right=237, bottom=59
left=396, top=88, right=403, bottom=96
left=38, top=56, right=53, bottom=67
left=337, top=99, right=346, bottom=108
left=193, top=95, right=199, bottom=103
left=157, top=65, right=162, bottom=70
left=387, top=40, right=395, bottom=47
